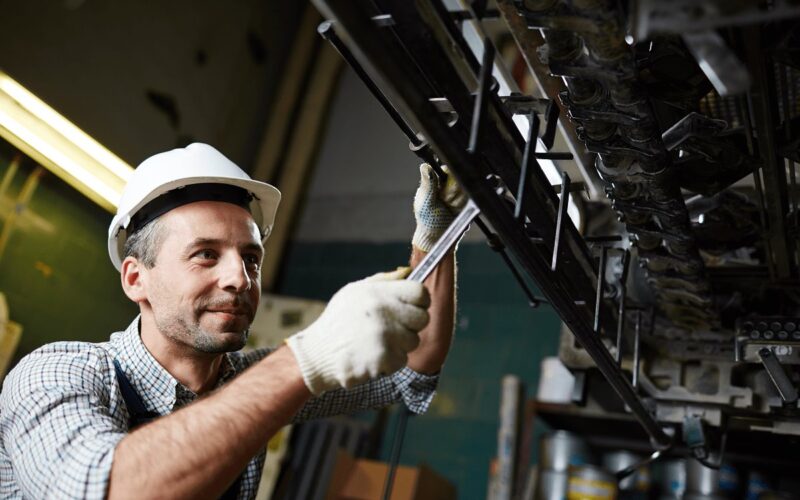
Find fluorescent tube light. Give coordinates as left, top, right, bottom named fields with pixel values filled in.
left=0, top=71, right=133, bottom=212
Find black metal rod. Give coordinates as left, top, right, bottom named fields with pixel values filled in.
left=486, top=229, right=548, bottom=307
left=633, top=309, right=641, bottom=389
left=743, top=29, right=794, bottom=279
left=794, top=162, right=799, bottom=230
left=468, top=38, right=495, bottom=154
left=319, top=20, right=441, bottom=169
left=759, top=348, right=799, bottom=405
left=593, top=246, right=607, bottom=334
left=515, top=112, right=540, bottom=221
left=779, top=64, right=797, bottom=230
left=449, top=8, right=501, bottom=21
left=540, top=100, right=560, bottom=150
left=615, top=249, right=631, bottom=364
left=552, top=170, right=571, bottom=272
left=322, top=17, right=544, bottom=312
left=382, top=407, right=411, bottom=500
left=314, top=0, right=670, bottom=447
left=319, top=21, right=421, bottom=147
left=535, top=152, right=573, bottom=160
left=751, top=166, right=776, bottom=281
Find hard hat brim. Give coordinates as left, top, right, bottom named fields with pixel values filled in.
left=107, top=176, right=280, bottom=270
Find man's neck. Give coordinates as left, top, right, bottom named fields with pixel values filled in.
left=139, top=315, right=223, bottom=395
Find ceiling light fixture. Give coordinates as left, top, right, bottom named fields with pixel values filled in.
left=0, top=70, right=132, bottom=212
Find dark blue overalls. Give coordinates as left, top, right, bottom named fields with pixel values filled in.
left=113, top=359, right=243, bottom=500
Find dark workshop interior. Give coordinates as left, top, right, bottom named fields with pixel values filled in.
left=1, top=1, right=800, bottom=499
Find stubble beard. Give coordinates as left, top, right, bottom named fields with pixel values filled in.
left=155, top=311, right=250, bottom=354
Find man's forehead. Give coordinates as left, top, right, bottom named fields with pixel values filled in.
left=166, top=199, right=255, bottom=218
left=160, top=201, right=261, bottom=240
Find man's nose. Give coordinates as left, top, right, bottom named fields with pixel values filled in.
left=218, top=254, right=251, bottom=292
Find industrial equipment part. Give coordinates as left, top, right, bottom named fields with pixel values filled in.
left=316, top=0, right=800, bottom=481
left=313, top=0, right=671, bottom=449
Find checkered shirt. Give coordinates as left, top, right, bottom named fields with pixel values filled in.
left=0, top=317, right=438, bottom=499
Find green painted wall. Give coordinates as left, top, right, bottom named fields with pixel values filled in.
left=277, top=241, right=562, bottom=498
left=0, top=141, right=138, bottom=373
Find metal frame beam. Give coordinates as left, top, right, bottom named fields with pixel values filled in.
left=312, top=0, right=671, bottom=448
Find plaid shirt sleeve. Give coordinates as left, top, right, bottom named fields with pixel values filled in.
left=292, top=366, right=439, bottom=422
left=234, top=348, right=439, bottom=422
left=0, top=344, right=125, bottom=499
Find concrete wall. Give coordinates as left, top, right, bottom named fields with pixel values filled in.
left=0, top=0, right=305, bottom=167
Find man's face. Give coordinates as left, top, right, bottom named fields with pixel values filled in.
left=141, top=200, right=263, bottom=354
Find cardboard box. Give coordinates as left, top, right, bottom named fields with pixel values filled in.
left=327, top=453, right=456, bottom=500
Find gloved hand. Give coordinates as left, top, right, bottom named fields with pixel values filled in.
left=412, top=163, right=468, bottom=252
left=285, top=267, right=430, bottom=395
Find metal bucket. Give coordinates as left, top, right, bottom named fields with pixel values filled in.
left=567, top=464, right=618, bottom=500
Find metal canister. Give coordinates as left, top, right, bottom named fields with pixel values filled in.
left=745, top=471, right=773, bottom=500
left=567, top=464, right=618, bottom=500
left=602, top=450, right=650, bottom=496
left=536, top=469, right=570, bottom=500
left=539, top=430, right=591, bottom=471
left=651, top=459, right=686, bottom=500
left=685, top=457, right=737, bottom=500
left=535, top=431, right=591, bottom=500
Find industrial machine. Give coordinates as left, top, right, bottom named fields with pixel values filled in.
left=311, top=0, right=800, bottom=484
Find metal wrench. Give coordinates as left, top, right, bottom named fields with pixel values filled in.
left=383, top=198, right=480, bottom=500
left=406, top=199, right=481, bottom=282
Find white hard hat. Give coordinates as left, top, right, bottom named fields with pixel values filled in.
left=108, top=143, right=281, bottom=270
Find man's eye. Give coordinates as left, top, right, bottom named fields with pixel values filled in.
left=244, top=254, right=261, bottom=269
left=194, top=249, right=217, bottom=260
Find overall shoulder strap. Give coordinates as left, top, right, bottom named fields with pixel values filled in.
left=112, top=358, right=160, bottom=429
left=113, top=358, right=243, bottom=498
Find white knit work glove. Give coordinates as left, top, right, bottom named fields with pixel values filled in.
left=285, top=267, right=430, bottom=395
left=412, top=163, right=468, bottom=252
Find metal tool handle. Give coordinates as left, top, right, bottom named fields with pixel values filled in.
left=381, top=200, right=480, bottom=500
left=407, top=199, right=480, bottom=282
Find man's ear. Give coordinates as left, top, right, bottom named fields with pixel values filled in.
left=120, top=257, right=148, bottom=303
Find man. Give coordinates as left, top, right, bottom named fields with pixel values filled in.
left=0, top=143, right=465, bottom=499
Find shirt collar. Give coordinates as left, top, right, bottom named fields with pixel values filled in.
left=109, top=316, right=241, bottom=413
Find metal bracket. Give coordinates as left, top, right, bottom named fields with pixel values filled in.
left=500, top=94, right=564, bottom=152
left=552, top=171, right=571, bottom=272
left=682, top=415, right=708, bottom=459
left=759, top=347, right=800, bottom=407
left=468, top=37, right=495, bottom=155
left=540, top=99, right=561, bottom=151
left=514, top=112, right=541, bottom=222
left=593, top=245, right=608, bottom=334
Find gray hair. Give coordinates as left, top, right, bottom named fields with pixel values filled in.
left=122, top=217, right=166, bottom=268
